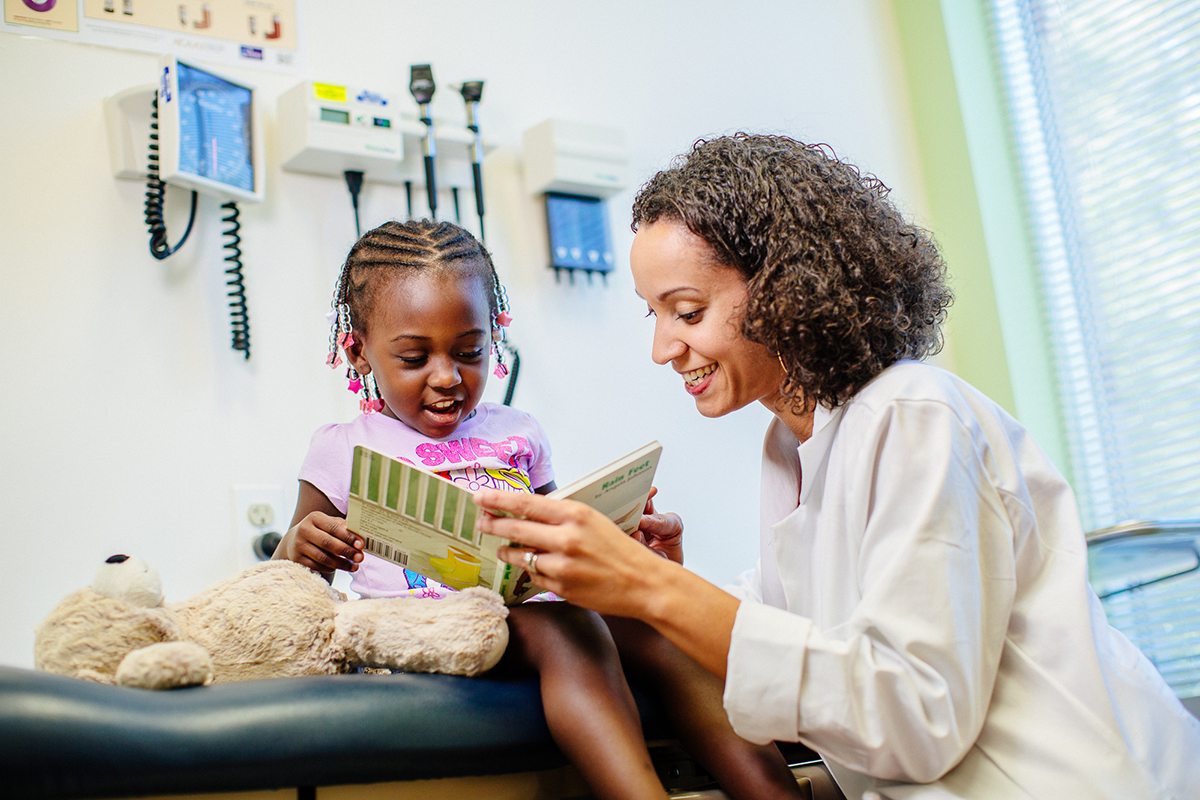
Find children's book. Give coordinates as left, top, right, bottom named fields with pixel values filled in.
left=345, top=441, right=662, bottom=604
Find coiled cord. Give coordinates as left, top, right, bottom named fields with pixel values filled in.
left=221, top=201, right=251, bottom=359
left=502, top=345, right=520, bottom=406
left=144, top=93, right=197, bottom=260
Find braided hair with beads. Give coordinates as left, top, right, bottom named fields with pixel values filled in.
left=326, top=220, right=512, bottom=413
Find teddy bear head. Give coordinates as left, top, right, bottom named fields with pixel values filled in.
left=34, top=555, right=188, bottom=684
left=91, top=554, right=164, bottom=608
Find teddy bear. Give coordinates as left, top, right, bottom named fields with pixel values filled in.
left=33, top=555, right=510, bottom=689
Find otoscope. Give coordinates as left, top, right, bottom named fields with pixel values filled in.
left=409, top=64, right=438, bottom=220
left=459, top=80, right=486, bottom=240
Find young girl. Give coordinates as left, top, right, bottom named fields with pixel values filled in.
left=274, top=219, right=805, bottom=800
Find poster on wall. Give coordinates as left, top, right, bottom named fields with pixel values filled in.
left=2, top=0, right=302, bottom=73
left=4, top=0, right=78, bottom=31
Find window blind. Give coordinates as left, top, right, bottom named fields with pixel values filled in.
left=988, top=0, right=1200, bottom=530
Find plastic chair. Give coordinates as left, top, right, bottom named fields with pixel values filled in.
left=1087, top=519, right=1200, bottom=717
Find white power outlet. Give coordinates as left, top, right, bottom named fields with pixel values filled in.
left=233, top=485, right=286, bottom=570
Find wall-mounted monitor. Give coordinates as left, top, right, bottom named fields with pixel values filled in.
left=157, top=55, right=265, bottom=204
left=544, top=192, right=614, bottom=275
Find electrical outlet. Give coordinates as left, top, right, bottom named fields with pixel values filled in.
left=247, top=502, right=275, bottom=527
left=233, top=485, right=286, bottom=570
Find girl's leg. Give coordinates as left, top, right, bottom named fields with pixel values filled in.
left=604, top=615, right=808, bottom=800
left=490, top=602, right=668, bottom=800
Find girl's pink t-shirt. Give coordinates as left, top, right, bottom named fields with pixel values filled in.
left=299, top=402, right=554, bottom=599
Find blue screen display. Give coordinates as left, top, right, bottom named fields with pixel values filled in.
left=176, top=62, right=254, bottom=193
left=545, top=193, right=614, bottom=272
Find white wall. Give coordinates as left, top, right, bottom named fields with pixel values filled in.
left=0, top=0, right=925, bottom=668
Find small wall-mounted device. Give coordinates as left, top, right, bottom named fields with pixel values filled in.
left=157, top=56, right=265, bottom=205
left=276, top=76, right=484, bottom=226
left=544, top=193, right=614, bottom=279
left=522, top=119, right=627, bottom=200
left=409, top=64, right=438, bottom=219
left=523, top=119, right=627, bottom=282
left=105, top=56, right=265, bottom=204
left=104, top=55, right=264, bottom=359
left=459, top=80, right=487, bottom=239
left=277, top=81, right=421, bottom=184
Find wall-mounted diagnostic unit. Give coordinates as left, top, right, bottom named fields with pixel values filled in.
left=105, top=55, right=264, bottom=359
left=523, top=119, right=627, bottom=283
left=157, top=57, right=265, bottom=204
left=277, top=81, right=419, bottom=183
left=277, top=74, right=485, bottom=234
left=544, top=193, right=613, bottom=278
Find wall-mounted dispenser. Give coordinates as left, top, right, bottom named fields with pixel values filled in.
left=522, top=119, right=627, bottom=199
left=522, top=119, right=627, bottom=282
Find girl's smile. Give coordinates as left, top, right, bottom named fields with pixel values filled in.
left=348, top=270, right=495, bottom=438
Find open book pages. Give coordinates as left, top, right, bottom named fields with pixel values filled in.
left=345, top=441, right=662, bottom=604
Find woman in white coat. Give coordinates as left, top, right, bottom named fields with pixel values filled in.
left=476, top=134, right=1200, bottom=799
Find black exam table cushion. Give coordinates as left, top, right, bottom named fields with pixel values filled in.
left=0, top=664, right=675, bottom=800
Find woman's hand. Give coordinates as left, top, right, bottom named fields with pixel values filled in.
left=274, top=511, right=364, bottom=576
left=476, top=489, right=673, bottom=620
left=476, top=487, right=740, bottom=678
left=633, top=487, right=684, bottom=564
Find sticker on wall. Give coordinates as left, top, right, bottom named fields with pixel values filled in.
left=4, top=0, right=79, bottom=31
left=1, top=0, right=302, bottom=73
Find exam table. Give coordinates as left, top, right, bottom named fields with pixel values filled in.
left=8, top=519, right=1193, bottom=800
left=0, top=665, right=823, bottom=799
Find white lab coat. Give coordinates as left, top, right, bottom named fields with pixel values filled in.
left=723, top=361, right=1200, bottom=799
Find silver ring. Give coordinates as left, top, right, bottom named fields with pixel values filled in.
left=524, top=550, right=540, bottom=576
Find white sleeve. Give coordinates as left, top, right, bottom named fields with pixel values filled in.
left=723, top=561, right=765, bottom=602
left=725, top=399, right=1018, bottom=783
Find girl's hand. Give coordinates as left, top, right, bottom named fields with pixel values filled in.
left=274, top=511, right=364, bottom=577
left=632, top=487, right=684, bottom=564
left=476, top=489, right=674, bottom=620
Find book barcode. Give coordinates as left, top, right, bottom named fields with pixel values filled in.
left=364, top=536, right=408, bottom=566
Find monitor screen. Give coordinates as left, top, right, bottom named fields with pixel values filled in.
left=158, top=56, right=263, bottom=204
left=176, top=62, right=254, bottom=194
left=545, top=193, right=614, bottom=273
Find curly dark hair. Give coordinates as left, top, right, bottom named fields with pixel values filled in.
left=631, top=133, right=952, bottom=409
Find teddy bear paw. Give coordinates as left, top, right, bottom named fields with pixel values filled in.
left=116, top=641, right=213, bottom=689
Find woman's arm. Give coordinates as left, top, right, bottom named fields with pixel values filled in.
left=476, top=490, right=739, bottom=677
left=272, top=480, right=364, bottom=581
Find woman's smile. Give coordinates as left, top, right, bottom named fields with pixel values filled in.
left=631, top=220, right=785, bottom=418
left=682, top=363, right=717, bottom=393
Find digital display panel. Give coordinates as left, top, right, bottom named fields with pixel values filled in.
left=320, top=107, right=351, bottom=124
left=176, top=61, right=254, bottom=193
left=545, top=193, right=614, bottom=273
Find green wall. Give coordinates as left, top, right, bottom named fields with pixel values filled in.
left=890, top=0, right=1070, bottom=478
